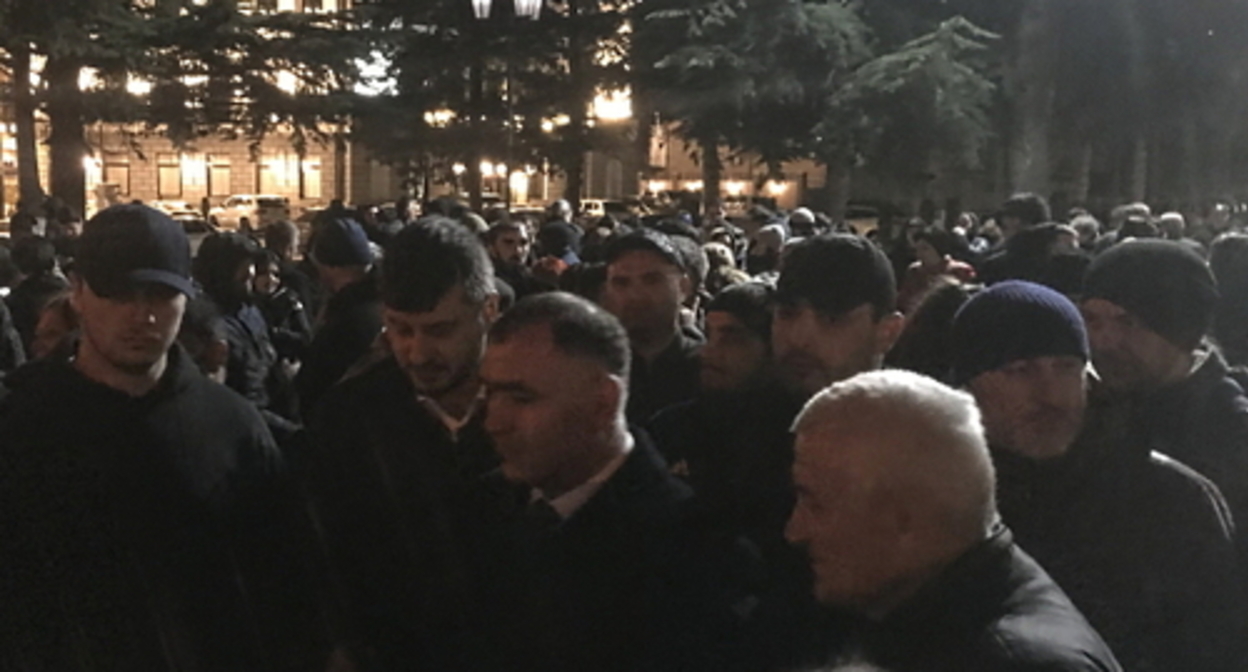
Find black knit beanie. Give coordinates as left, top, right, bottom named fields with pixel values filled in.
left=951, top=280, right=1089, bottom=386
left=1083, top=240, right=1218, bottom=350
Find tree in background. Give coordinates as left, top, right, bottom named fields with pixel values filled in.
left=0, top=0, right=365, bottom=216
left=636, top=0, right=996, bottom=220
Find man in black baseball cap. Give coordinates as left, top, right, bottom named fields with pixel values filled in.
left=772, top=233, right=904, bottom=398
left=0, top=204, right=323, bottom=669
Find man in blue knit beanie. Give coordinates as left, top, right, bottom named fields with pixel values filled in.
left=952, top=279, right=1246, bottom=672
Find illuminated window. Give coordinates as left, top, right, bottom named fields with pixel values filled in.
left=208, top=154, right=232, bottom=196
left=157, top=153, right=182, bottom=198
left=259, top=151, right=299, bottom=194
left=181, top=153, right=207, bottom=188
left=301, top=156, right=322, bottom=199
left=103, top=161, right=131, bottom=195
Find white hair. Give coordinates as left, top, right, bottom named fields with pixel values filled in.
left=793, top=369, right=998, bottom=541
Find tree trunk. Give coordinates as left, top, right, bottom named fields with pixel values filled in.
left=700, top=137, right=722, bottom=213
left=1128, top=136, right=1147, bottom=203
left=823, top=159, right=851, bottom=225
left=1007, top=0, right=1059, bottom=196
left=468, top=59, right=485, bottom=212
left=1072, top=142, right=1093, bottom=206
left=45, top=55, right=87, bottom=217
left=12, top=43, right=43, bottom=206
left=561, top=0, right=587, bottom=212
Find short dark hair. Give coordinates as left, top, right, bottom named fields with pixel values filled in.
left=179, top=295, right=227, bottom=347
left=603, top=229, right=685, bottom=272
left=490, top=292, right=630, bottom=379
left=485, top=220, right=525, bottom=245
left=667, top=234, right=708, bottom=290
left=913, top=226, right=958, bottom=257
left=380, top=216, right=495, bottom=313
left=776, top=234, right=897, bottom=319
left=707, top=282, right=774, bottom=344
left=1001, top=193, right=1052, bottom=227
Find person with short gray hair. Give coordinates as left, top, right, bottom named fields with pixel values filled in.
left=787, top=369, right=1119, bottom=672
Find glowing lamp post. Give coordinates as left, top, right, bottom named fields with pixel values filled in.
left=472, top=0, right=542, bottom=19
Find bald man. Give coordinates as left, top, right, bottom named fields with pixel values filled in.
left=786, top=370, right=1120, bottom=672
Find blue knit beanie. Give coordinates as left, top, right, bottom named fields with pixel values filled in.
left=951, top=280, right=1089, bottom=386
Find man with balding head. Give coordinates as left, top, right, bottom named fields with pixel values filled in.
left=787, top=370, right=1119, bottom=672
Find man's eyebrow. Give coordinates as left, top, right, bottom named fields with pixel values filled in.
left=483, top=380, right=533, bottom=394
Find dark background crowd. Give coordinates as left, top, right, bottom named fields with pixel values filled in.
left=2, top=190, right=1248, bottom=671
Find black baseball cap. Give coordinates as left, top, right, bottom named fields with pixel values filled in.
left=776, top=234, right=896, bottom=317
left=76, top=204, right=196, bottom=298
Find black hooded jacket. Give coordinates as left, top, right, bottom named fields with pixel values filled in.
left=0, top=348, right=323, bottom=670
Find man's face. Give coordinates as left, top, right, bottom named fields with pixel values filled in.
left=913, top=240, right=942, bottom=268
left=72, top=278, right=186, bottom=376
left=384, top=285, right=497, bottom=398
left=1081, top=298, right=1190, bottom=393
left=482, top=324, right=617, bottom=493
left=602, top=251, right=688, bottom=344
left=254, top=264, right=280, bottom=297
left=772, top=303, right=901, bottom=397
left=969, top=356, right=1087, bottom=460
left=786, top=422, right=908, bottom=610
left=700, top=311, right=769, bottom=393
left=491, top=229, right=531, bottom=266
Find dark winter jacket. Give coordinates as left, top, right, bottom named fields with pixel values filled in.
left=647, top=386, right=803, bottom=565
left=0, top=298, right=24, bottom=375
left=0, top=347, right=324, bottom=670
left=626, top=329, right=702, bottom=425
left=996, top=441, right=1246, bottom=672
left=296, top=273, right=382, bottom=419
left=838, top=527, right=1121, bottom=672
left=1104, top=350, right=1248, bottom=568
left=496, top=432, right=766, bottom=672
left=303, top=355, right=505, bottom=671
left=219, top=301, right=279, bottom=409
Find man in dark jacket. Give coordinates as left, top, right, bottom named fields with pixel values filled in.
left=1081, top=239, right=1248, bottom=568
left=0, top=204, right=322, bottom=670
left=193, top=232, right=279, bottom=412
left=953, top=280, right=1246, bottom=672
left=480, top=292, right=764, bottom=672
left=5, top=235, right=69, bottom=352
left=648, top=282, right=801, bottom=564
left=304, top=218, right=506, bottom=671
left=787, top=369, right=1120, bottom=672
left=0, top=298, right=24, bottom=376
left=295, top=217, right=382, bottom=418
left=601, top=229, right=703, bottom=423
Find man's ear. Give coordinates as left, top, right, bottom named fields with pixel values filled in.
left=599, top=372, right=628, bottom=424
left=481, top=293, right=501, bottom=326
left=678, top=274, right=692, bottom=303
left=874, top=311, right=906, bottom=357
left=68, top=274, right=86, bottom=313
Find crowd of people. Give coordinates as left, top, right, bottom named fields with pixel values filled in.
left=1, top=189, right=1247, bottom=671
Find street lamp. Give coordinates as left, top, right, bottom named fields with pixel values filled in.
left=471, top=0, right=542, bottom=20
left=514, top=0, right=542, bottom=20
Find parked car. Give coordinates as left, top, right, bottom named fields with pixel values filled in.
left=208, top=195, right=291, bottom=233
left=178, top=217, right=218, bottom=257
left=149, top=200, right=201, bottom=219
